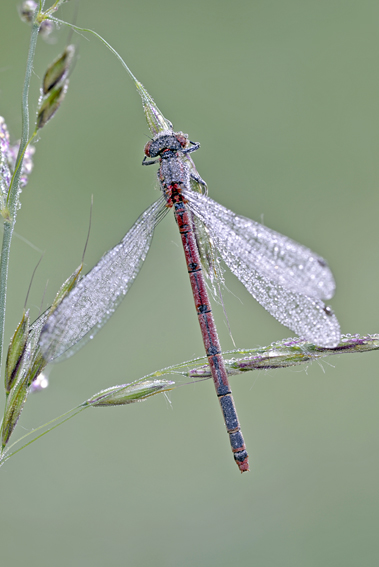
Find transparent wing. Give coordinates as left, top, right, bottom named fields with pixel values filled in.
left=29, top=309, right=50, bottom=352
left=40, top=197, right=168, bottom=362
left=193, top=214, right=224, bottom=292
left=186, top=191, right=335, bottom=299
left=185, top=191, right=340, bottom=347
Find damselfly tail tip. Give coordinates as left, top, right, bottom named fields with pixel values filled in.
left=235, top=451, right=249, bottom=473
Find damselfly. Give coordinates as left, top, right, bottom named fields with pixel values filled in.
left=39, top=127, right=340, bottom=472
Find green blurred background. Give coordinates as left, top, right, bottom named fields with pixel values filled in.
left=1, top=0, right=379, bottom=565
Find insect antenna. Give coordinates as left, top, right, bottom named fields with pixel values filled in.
left=24, top=253, right=44, bottom=311
left=81, top=194, right=93, bottom=266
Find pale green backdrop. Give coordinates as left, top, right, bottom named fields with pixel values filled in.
left=1, top=1, right=379, bottom=566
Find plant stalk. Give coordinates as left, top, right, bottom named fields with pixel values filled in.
left=0, top=20, right=40, bottom=375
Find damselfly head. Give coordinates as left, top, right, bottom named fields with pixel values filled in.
left=144, top=132, right=189, bottom=158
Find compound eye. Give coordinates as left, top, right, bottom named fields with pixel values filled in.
left=176, top=134, right=188, bottom=148
left=144, top=140, right=153, bottom=156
